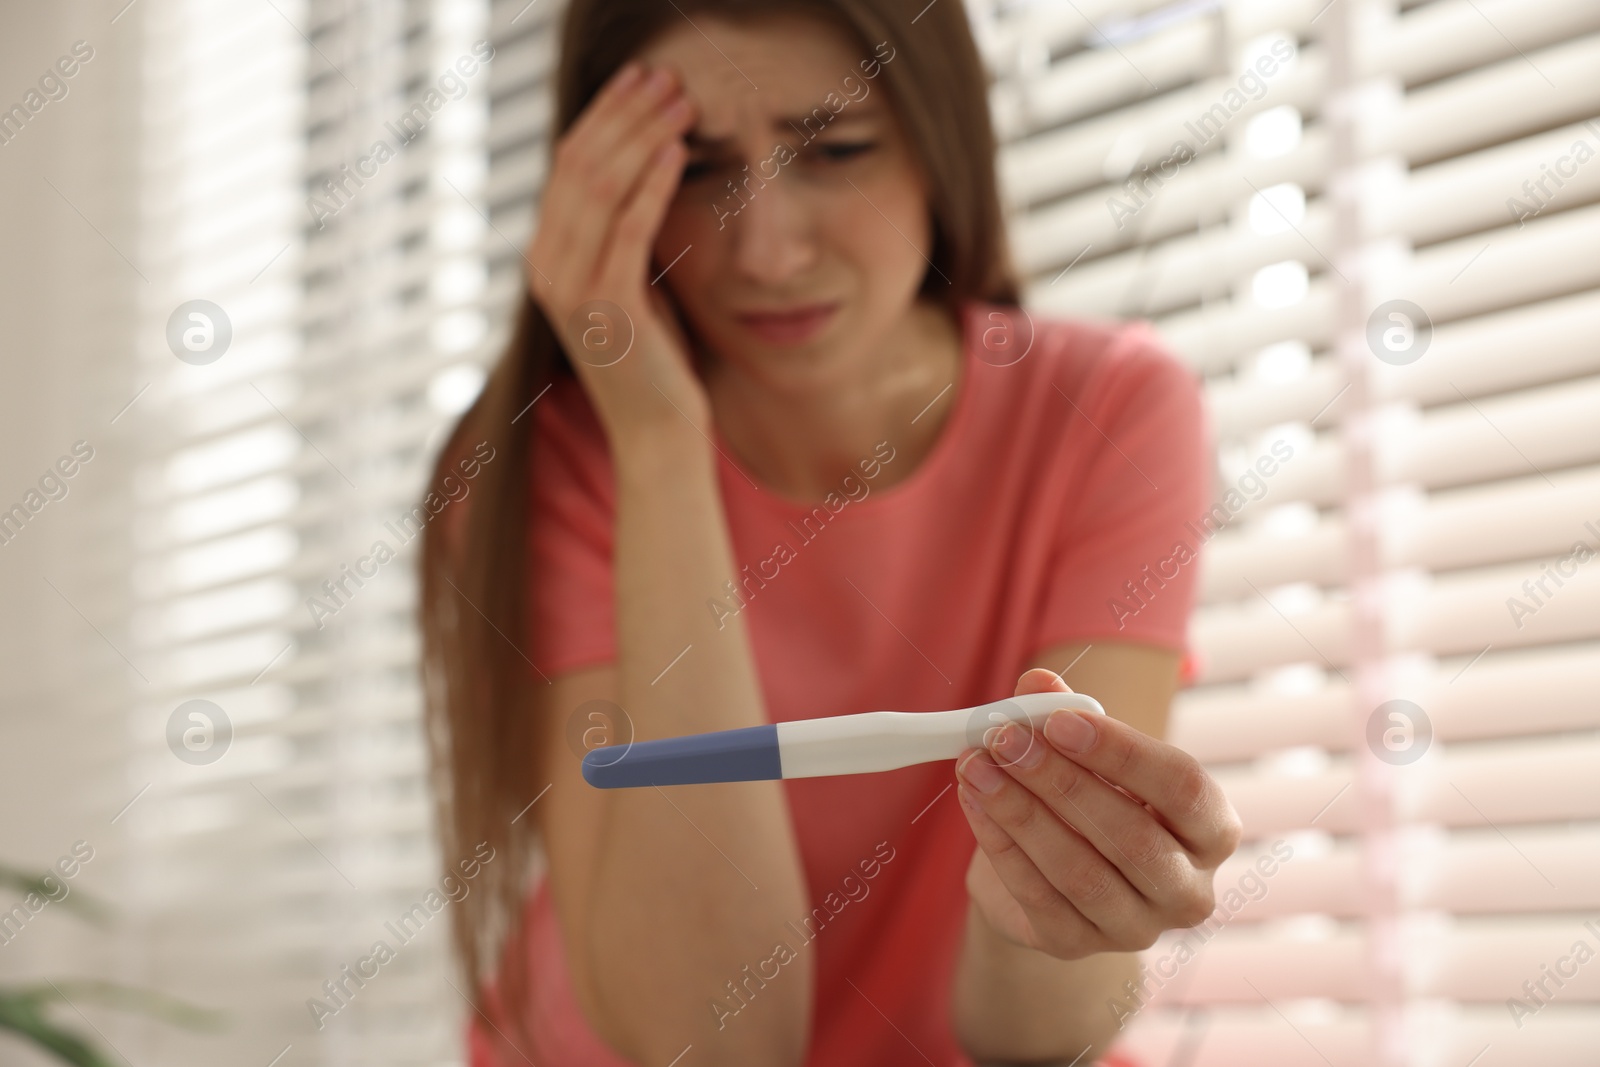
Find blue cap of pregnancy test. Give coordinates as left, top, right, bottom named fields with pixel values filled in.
left=581, top=723, right=783, bottom=788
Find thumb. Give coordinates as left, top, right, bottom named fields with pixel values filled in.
left=1015, top=666, right=1073, bottom=698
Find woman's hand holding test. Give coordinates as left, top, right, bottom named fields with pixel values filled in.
left=956, top=668, right=1243, bottom=959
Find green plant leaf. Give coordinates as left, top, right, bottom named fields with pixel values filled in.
left=0, top=866, right=113, bottom=926
left=0, top=980, right=226, bottom=1067
left=0, top=990, right=118, bottom=1067
left=37, top=981, right=226, bottom=1032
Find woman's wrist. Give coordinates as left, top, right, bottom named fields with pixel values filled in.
left=609, top=415, right=716, bottom=489
left=954, top=899, right=1132, bottom=1061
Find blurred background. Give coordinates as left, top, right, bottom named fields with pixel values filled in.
left=1, top=0, right=1596, bottom=1065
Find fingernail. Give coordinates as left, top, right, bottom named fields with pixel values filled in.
left=645, top=66, right=674, bottom=93
left=991, top=722, right=1043, bottom=769
left=615, top=62, right=643, bottom=88
left=957, top=751, right=1005, bottom=794
left=1045, top=709, right=1096, bottom=753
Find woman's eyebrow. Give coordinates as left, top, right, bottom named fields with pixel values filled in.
left=776, top=100, right=887, bottom=128
left=682, top=100, right=886, bottom=146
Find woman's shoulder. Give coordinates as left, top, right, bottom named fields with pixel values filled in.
left=960, top=299, right=1198, bottom=416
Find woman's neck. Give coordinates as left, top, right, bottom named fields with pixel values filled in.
left=702, top=299, right=965, bottom=505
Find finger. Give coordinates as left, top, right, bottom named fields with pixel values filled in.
left=535, top=93, right=692, bottom=311
left=534, top=61, right=650, bottom=235
left=955, top=780, right=1108, bottom=957
left=563, top=61, right=673, bottom=168
left=988, top=666, right=1070, bottom=758
left=1041, top=708, right=1241, bottom=866
left=956, top=748, right=1154, bottom=948
left=537, top=67, right=690, bottom=291
left=988, top=720, right=1200, bottom=913
left=1014, top=666, right=1072, bottom=698
left=969, top=667, right=1071, bottom=758
left=554, top=73, right=693, bottom=277
left=593, top=133, right=692, bottom=291
left=962, top=837, right=1037, bottom=949
left=526, top=62, right=643, bottom=284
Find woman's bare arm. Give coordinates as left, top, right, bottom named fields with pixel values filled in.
left=595, top=427, right=813, bottom=1065
left=531, top=429, right=813, bottom=1067
left=523, top=61, right=813, bottom=1067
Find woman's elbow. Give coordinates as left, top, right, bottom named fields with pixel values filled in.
left=585, top=956, right=813, bottom=1067
left=688, top=976, right=813, bottom=1067
left=602, top=1008, right=811, bottom=1067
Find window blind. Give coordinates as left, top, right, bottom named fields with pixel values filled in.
left=120, top=0, right=1598, bottom=1065
left=979, top=0, right=1600, bottom=1062
left=126, top=0, right=495, bottom=1064
left=127, top=0, right=312, bottom=1063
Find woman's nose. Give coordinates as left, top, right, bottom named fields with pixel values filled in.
left=729, top=170, right=816, bottom=286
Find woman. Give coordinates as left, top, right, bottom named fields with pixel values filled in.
left=420, top=1, right=1243, bottom=1064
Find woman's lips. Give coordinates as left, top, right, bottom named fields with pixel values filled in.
left=734, top=303, right=839, bottom=345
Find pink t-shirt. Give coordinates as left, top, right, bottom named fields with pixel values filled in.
left=468, top=300, right=1212, bottom=1067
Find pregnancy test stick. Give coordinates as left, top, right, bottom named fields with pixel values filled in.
left=581, top=691, right=1106, bottom=788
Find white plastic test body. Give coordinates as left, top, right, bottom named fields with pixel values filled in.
left=582, top=690, right=1107, bottom=788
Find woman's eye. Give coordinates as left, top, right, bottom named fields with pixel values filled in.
left=812, top=141, right=875, bottom=163
left=681, top=159, right=714, bottom=182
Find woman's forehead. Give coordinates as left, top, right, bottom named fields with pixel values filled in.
left=635, top=14, right=880, bottom=138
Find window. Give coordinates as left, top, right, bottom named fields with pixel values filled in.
left=983, top=0, right=1600, bottom=1061
left=117, top=0, right=1598, bottom=1064
left=127, top=0, right=494, bottom=1063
